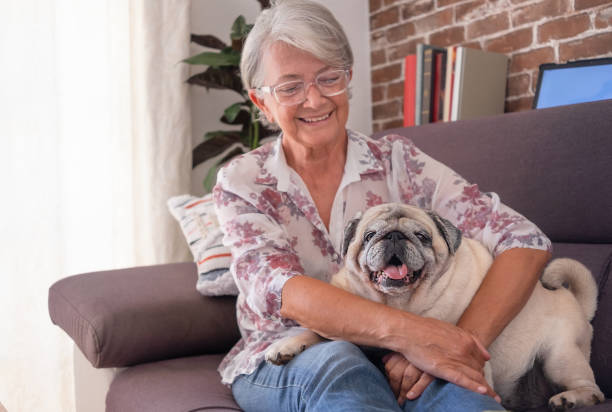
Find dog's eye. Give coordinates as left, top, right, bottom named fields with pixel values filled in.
left=415, top=232, right=431, bottom=244
left=364, top=231, right=375, bottom=242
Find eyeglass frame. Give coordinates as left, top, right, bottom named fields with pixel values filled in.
left=254, top=69, right=351, bottom=106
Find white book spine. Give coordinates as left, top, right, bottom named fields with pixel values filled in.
left=451, top=47, right=464, bottom=121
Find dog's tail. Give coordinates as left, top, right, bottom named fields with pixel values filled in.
left=541, top=258, right=598, bottom=321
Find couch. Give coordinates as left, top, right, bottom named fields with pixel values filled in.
left=49, top=98, right=612, bottom=411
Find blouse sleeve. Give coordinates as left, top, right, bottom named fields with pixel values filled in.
left=390, top=135, right=552, bottom=256
left=213, top=182, right=303, bottom=327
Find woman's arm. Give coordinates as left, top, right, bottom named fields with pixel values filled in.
left=457, top=247, right=551, bottom=347
left=281, top=274, right=499, bottom=400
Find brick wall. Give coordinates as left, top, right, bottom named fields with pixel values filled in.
left=369, top=0, right=612, bottom=132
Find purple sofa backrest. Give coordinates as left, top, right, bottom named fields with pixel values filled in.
left=373, top=99, right=612, bottom=397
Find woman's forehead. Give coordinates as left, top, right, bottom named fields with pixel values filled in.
left=262, top=42, right=330, bottom=83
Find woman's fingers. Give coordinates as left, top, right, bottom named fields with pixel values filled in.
left=403, top=372, right=433, bottom=400
left=398, top=364, right=426, bottom=402
left=437, top=362, right=500, bottom=403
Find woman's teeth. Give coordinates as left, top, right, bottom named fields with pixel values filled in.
left=301, top=112, right=331, bottom=123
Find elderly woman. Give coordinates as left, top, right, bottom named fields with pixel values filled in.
left=213, top=1, right=551, bottom=411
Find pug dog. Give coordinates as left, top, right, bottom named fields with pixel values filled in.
left=264, top=203, right=604, bottom=411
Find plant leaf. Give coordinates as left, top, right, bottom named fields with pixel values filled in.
left=221, top=109, right=250, bottom=126
left=190, top=34, right=227, bottom=50
left=257, top=0, right=271, bottom=9
left=193, top=132, right=243, bottom=168
left=223, top=103, right=244, bottom=123
left=183, top=51, right=239, bottom=67
left=230, top=16, right=249, bottom=40
left=187, top=67, right=244, bottom=95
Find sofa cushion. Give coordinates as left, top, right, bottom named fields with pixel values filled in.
left=378, top=99, right=612, bottom=244
left=167, top=194, right=238, bottom=296
left=49, top=262, right=240, bottom=368
left=106, top=354, right=241, bottom=412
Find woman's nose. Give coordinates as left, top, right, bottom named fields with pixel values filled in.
left=302, top=82, right=326, bottom=107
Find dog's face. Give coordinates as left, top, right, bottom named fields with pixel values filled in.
left=341, top=203, right=462, bottom=296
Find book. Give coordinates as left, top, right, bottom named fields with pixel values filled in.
left=450, top=47, right=509, bottom=121
left=432, top=49, right=447, bottom=122
left=403, top=54, right=417, bottom=127
left=415, top=44, right=445, bottom=126
left=420, top=48, right=434, bottom=125
left=443, top=46, right=457, bottom=122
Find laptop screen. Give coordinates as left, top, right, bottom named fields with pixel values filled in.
left=533, top=58, right=612, bottom=109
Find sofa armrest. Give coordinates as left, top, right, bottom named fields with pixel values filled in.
left=49, top=262, right=240, bottom=368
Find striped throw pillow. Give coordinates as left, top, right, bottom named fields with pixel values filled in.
left=167, top=194, right=238, bottom=296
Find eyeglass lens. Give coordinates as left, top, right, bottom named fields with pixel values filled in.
left=273, top=70, right=348, bottom=106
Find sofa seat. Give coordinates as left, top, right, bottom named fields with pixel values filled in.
left=107, top=354, right=240, bottom=411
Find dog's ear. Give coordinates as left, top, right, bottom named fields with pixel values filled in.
left=341, top=216, right=361, bottom=257
left=426, top=211, right=462, bottom=254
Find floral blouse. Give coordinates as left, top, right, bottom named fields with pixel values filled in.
left=212, top=129, right=551, bottom=385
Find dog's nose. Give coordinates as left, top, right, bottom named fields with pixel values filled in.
left=385, top=231, right=406, bottom=242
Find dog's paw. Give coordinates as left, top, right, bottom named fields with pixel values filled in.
left=548, top=388, right=604, bottom=411
left=265, top=339, right=307, bottom=365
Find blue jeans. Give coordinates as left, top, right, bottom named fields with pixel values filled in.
left=232, top=340, right=506, bottom=412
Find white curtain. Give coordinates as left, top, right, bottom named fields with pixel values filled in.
left=0, top=1, right=192, bottom=410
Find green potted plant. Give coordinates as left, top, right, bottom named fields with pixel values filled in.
left=184, top=0, right=275, bottom=191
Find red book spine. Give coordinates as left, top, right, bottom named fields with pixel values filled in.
left=403, top=54, right=417, bottom=127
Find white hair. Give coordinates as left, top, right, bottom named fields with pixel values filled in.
left=240, top=0, right=354, bottom=91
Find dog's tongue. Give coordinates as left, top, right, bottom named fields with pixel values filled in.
left=383, top=264, right=409, bottom=280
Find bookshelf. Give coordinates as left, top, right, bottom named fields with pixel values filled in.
left=404, top=45, right=509, bottom=127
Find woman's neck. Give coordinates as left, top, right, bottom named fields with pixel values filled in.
left=282, top=131, right=348, bottom=177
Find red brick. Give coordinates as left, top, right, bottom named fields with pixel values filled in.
left=429, top=26, right=465, bottom=47
left=484, top=28, right=533, bottom=54
left=505, top=96, right=533, bottom=112
left=560, top=31, right=612, bottom=60
left=373, top=100, right=402, bottom=119
left=512, top=0, right=570, bottom=26
left=371, top=31, right=387, bottom=49
left=384, top=0, right=400, bottom=5
left=467, top=12, right=510, bottom=39
left=575, top=0, right=612, bottom=10
left=456, top=0, right=487, bottom=23
left=462, top=41, right=482, bottom=49
left=412, top=9, right=454, bottom=33
left=537, top=14, right=591, bottom=42
left=595, top=6, right=612, bottom=29
left=387, top=38, right=425, bottom=61
left=382, top=119, right=405, bottom=130
left=507, top=73, right=531, bottom=97
left=387, top=81, right=404, bottom=99
left=372, top=85, right=385, bottom=102
left=509, top=47, right=555, bottom=73
left=386, top=22, right=416, bottom=44
left=438, top=0, right=465, bottom=7
left=371, top=6, right=400, bottom=30
left=402, top=0, right=435, bottom=19
left=369, top=0, right=383, bottom=13
left=373, top=123, right=383, bottom=133
left=371, top=63, right=402, bottom=84
left=371, top=49, right=387, bottom=66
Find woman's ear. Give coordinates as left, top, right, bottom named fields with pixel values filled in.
left=248, top=90, right=275, bottom=124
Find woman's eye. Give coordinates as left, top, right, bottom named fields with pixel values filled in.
left=364, top=232, right=375, bottom=242
left=276, top=83, right=302, bottom=96
left=319, top=74, right=340, bottom=85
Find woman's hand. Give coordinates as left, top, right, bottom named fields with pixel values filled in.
left=383, top=352, right=434, bottom=403
left=397, top=316, right=501, bottom=403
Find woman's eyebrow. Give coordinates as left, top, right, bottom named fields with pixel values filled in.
left=273, top=66, right=333, bottom=83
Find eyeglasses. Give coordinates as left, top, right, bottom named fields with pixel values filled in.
left=256, top=69, right=350, bottom=106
